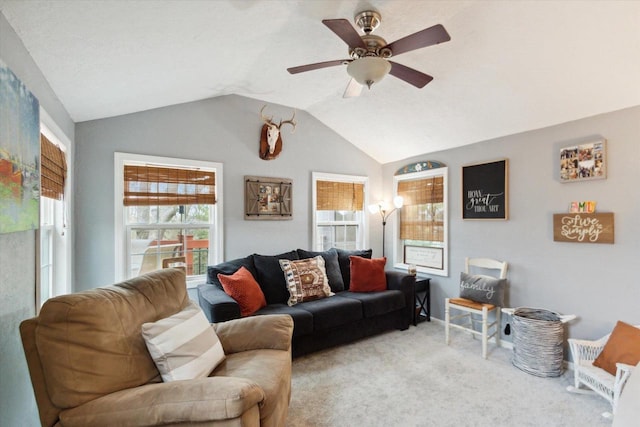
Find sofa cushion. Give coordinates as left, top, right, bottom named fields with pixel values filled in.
left=349, top=256, right=387, bottom=292
left=296, top=296, right=362, bottom=330
left=254, top=251, right=299, bottom=304
left=593, top=321, right=640, bottom=375
left=58, top=377, right=265, bottom=426
left=207, top=255, right=257, bottom=289
left=280, top=256, right=333, bottom=306
left=297, top=248, right=345, bottom=292
left=337, top=290, right=405, bottom=318
left=254, top=304, right=314, bottom=337
left=459, top=272, right=506, bottom=306
left=335, top=248, right=372, bottom=290
left=217, top=266, right=267, bottom=317
left=35, top=269, right=189, bottom=409
left=141, top=301, right=225, bottom=382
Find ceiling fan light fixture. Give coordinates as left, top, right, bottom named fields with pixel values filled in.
left=290, top=13, right=450, bottom=94
left=347, top=57, right=391, bottom=89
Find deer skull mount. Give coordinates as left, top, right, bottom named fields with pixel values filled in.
left=259, top=105, right=296, bottom=160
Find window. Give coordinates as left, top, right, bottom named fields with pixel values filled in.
left=39, top=127, right=70, bottom=308
left=393, top=167, right=448, bottom=276
left=312, top=172, right=368, bottom=251
left=40, top=195, right=54, bottom=304
left=114, top=153, right=223, bottom=286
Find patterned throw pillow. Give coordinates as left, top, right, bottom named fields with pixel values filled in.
left=280, top=256, right=333, bottom=306
left=459, top=272, right=506, bottom=306
left=349, top=256, right=387, bottom=292
left=217, top=266, right=267, bottom=317
left=141, top=301, right=225, bottom=382
left=297, top=248, right=345, bottom=292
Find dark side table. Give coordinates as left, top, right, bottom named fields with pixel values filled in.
left=414, top=277, right=431, bottom=325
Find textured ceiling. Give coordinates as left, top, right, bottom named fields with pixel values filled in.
left=1, top=0, right=639, bottom=163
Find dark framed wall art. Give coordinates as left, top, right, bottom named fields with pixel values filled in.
left=462, top=159, right=508, bottom=220
left=244, top=176, right=292, bottom=220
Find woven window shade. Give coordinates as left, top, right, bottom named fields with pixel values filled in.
left=40, top=134, right=67, bottom=201
left=123, top=165, right=216, bottom=206
left=397, top=176, right=443, bottom=205
left=316, top=181, right=364, bottom=211
left=398, top=177, right=444, bottom=242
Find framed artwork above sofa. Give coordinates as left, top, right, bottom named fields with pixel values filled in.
left=244, top=175, right=292, bottom=220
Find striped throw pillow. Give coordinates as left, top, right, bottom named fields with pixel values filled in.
left=141, top=301, right=225, bottom=382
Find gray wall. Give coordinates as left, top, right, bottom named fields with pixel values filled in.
left=2, top=5, right=637, bottom=422
left=0, top=12, right=74, bottom=427
left=74, top=95, right=383, bottom=290
left=383, top=106, right=640, bottom=341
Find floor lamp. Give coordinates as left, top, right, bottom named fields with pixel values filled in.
left=368, top=196, right=403, bottom=258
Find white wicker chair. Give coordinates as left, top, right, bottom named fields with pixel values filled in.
left=567, top=326, right=638, bottom=418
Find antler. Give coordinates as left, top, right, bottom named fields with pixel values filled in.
left=260, top=105, right=296, bottom=132
left=279, top=110, right=297, bottom=133
left=260, top=105, right=273, bottom=125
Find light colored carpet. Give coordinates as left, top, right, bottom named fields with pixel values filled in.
left=287, top=322, right=611, bottom=427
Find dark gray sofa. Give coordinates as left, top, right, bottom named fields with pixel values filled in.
left=197, top=248, right=416, bottom=357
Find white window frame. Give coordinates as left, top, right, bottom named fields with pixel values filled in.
left=393, top=167, right=448, bottom=276
left=311, top=172, right=369, bottom=251
left=37, top=115, right=72, bottom=310
left=114, top=152, right=223, bottom=287
left=39, top=199, right=54, bottom=305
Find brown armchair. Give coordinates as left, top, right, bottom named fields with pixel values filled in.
left=20, top=269, right=293, bottom=427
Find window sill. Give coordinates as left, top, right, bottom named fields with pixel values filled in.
left=393, top=263, right=448, bottom=277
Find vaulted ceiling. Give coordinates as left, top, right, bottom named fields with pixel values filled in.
left=1, top=0, right=639, bottom=163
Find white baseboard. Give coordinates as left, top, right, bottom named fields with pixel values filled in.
left=426, top=317, right=574, bottom=370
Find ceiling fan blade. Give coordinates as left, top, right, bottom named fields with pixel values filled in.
left=322, top=19, right=367, bottom=49
left=287, top=59, right=350, bottom=74
left=384, top=24, right=451, bottom=56
left=388, top=61, right=434, bottom=88
left=343, top=78, right=363, bottom=98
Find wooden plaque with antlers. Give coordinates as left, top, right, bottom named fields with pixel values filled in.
left=259, top=105, right=296, bottom=160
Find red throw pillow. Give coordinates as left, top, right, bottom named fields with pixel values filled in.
left=349, top=256, right=387, bottom=292
left=217, top=266, right=266, bottom=317
left=593, top=321, right=640, bottom=375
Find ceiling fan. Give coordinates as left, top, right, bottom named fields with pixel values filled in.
left=287, top=10, right=451, bottom=97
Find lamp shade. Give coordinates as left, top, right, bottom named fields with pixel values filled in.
left=347, top=57, right=392, bottom=88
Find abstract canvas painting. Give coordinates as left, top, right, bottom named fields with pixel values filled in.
left=0, top=60, right=40, bottom=234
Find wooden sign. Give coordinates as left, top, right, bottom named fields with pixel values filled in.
left=553, top=213, right=614, bottom=244
left=462, top=159, right=508, bottom=219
